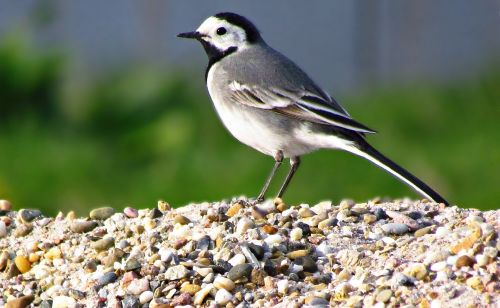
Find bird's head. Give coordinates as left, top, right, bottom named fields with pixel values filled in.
left=178, top=12, right=262, bottom=59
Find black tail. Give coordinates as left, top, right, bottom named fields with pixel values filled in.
left=350, top=140, right=449, bottom=205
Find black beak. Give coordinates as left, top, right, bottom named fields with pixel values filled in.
left=177, top=31, right=202, bottom=39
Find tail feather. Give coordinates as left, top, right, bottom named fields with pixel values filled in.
left=347, top=140, right=449, bottom=205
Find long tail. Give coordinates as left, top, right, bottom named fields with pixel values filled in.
left=346, top=139, right=449, bottom=205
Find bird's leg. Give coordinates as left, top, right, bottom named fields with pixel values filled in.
left=277, top=156, right=301, bottom=198
left=255, top=150, right=284, bottom=203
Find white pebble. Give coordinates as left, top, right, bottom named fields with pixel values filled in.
left=475, top=254, right=489, bottom=267
left=265, top=234, right=283, bottom=245
left=194, top=266, right=213, bottom=277
left=52, top=296, right=76, bottom=308
left=214, top=276, right=236, bottom=291
left=277, top=280, right=288, bottom=295
left=228, top=253, right=246, bottom=266
left=430, top=261, right=447, bottom=272
left=290, top=228, right=303, bottom=241
left=434, top=271, right=448, bottom=282
left=215, top=288, right=233, bottom=305
left=435, top=227, right=450, bottom=237
left=139, top=291, right=154, bottom=304
left=193, top=284, right=213, bottom=305
left=0, top=221, right=6, bottom=238
left=236, top=217, right=255, bottom=235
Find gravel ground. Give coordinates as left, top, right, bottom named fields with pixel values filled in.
left=0, top=198, right=498, bottom=307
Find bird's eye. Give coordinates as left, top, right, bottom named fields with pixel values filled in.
left=216, top=27, right=227, bottom=36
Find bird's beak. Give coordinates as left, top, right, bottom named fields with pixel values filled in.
left=177, top=31, right=202, bottom=39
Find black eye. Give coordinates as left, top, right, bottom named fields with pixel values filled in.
left=216, top=27, right=227, bottom=36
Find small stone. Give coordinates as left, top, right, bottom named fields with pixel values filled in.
left=70, top=220, right=98, bottom=233
left=98, top=272, right=118, bottom=286
left=214, top=276, right=236, bottom=291
left=450, top=224, right=481, bottom=254
left=174, top=214, right=190, bottom=225
left=124, top=207, right=138, bottom=218
left=404, top=263, right=428, bottom=280
left=247, top=243, right=265, bottom=260
left=339, top=199, right=355, bottom=210
left=229, top=253, right=246, bottom=266
left=251, top=268, right=267, bottom=286
left=287, top=249, right=309, bottom=260
left=139, top=291, right=154, bottom=304
left=376, top=289, right=393, bottom=303
left=19, top=209, right=42, bottom=224
left=363, top=214, right=377, bottom=224
left=149, top=208, right=162, bottom=218
left=0, top=250, right=9, bottom=270
left=227, top=203, right=244, bottom=217
left=475, top=254, right=489, bottom=267
left=415, top=226, right=433, bottom=237
left=127, top=278, right=150, bottom=295
left=236, top=217, right=255, bottom=234
left=381, top=223, right=409, bottom=235
left=298, top=207, right=316, bottom=218
left=193, top=284, right=213, bottom=305
left=215, top=288, right=233, bottom=305
left=180, top=283, right=201, bottom=295
left=196, top=235, right=212, bottom=251
left=5, top=295, right=34, bottom=308
left=374, top=208, right=388, bottom=220
left=318, top=218, right=337, bottom=229
left=45, top=247, right=62, bottom=260
left=227, top=263, right=253, bottom=281
left=157, top=200, right=171, bottom=211
left=14, top=255, right=31, bottom=273
left=125, top=258, right=141, bottom=271
left=295, top=256, right=318, bottom=272
left=194, top=266, right=213, bottom=277
left=290, top=228, right=303, bottom=241
left=277, top=279, right=289, bottom=294
left=455, top=255, right=475, bottom=268
left=90, top=207, right=115, bottom=220
left=0, top=200, right=12, bottom=211
left=262, top=224, right=278, bottom=234
left=13, top=224, right=32, bottom=237
left=337, top=269, right=351, bottom=281
left=165, top=265, right=189, bottom=280
left=430, top=261, right=447, bottom=272
left=52, top=296, right=76, bottom=308
left=265, top=234, right=283, bottom=245
left=393, top=273, right=415, bottom=286
left=435, top=226, right=450, bottom=237
left=122, top=295, right=140, bottom=308
left=0, top=221, right=7, bottom=238
left=466, top=276, right=483, bottom=291
left=91, top=237, right=115, bottom=252
left=171, top=293, right=191, bottom=306
left=68, top=289, right=86, bottom=300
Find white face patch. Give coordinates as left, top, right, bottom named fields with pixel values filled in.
left=196, top=17, right=249, bottom=51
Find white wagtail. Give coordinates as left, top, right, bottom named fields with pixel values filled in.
left=178, top=12, right=448, bottom=205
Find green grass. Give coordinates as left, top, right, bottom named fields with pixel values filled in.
left=1, top=68, right=498, bottom=216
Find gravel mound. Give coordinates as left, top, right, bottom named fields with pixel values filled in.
left=0, top=198, right=498, bottom=307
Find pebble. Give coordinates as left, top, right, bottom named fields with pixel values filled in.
left=229, top=253, right=246, bottom=266
left=124, top=207, right=138, bottom=218
left=214, top=276, right=236, bottom=291
left=180, top=283, right=201, bottom=295
left=251, top=268, right=267, bottom=286
left=174, top=214, right=190, bottom=225
left=122, top=295, right=140, bottom=308
left=0, top=199, right=12, bottom=211
left=247, top=243, right=265, bottom=260
left=376, top=289, right=393, bottom=303
left=299, top=207, right=316, bottom=218
left=45, top=247, right=62, bottom=260
left=5, top=295, right=34, bottom=308
left=455, top=255, right=475, bottom=268
left=381, top=223, right=409, bottom=235
left=193, top=284, right=213, bottom=305
left=415, top=226, right=433, bottom=237
left=0, top=221, right=6, bottom=238
left=287, top=249, right=309, bottom=260
left=318, top=218, right=337, bottom=229
left=91, top=237, right=115, bottom=252
left=236, top=217, right=255, bottom=234
left=165, top=265, right=189, bottom=280
left=139, top=291, right=154, bottom=304
left=265, top=234, right=283, bottom=245
left=404, top=263, right=428, bottom=280
left=290, top=227, right=303, bottom=241
left=227, top=263, right=253, bottom=281
left=215, top=288, right=233, bottom=305
left=277, top=279, right=289, bottom=294
left=295, top=256, right=318, bottom=272
left=0, top=251, right=9, bottom=270
left=98, top=272, right=118, bottom=286
left=127, top=278, right=150, bottom=295
left=227, top=203, right=244, bottom=217
left=262, top=224, right=278, bottom=234
left=19, top=209, right=42, bottom=224
left=475, top=254, right=489, bottom=267
left=364, top=214, right=377, bottom=224
left=70, top=220, right=98, bottom=233
left=435, top=226, right=450, bottom=236
left=52, top=296, right=76, bottom=308
left=89, top=207, right=115, bottom=220
left=430, top=261, right=447, bottom=272
left=14, top=255, right=31, bottom=273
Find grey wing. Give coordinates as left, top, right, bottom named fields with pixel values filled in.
left=228, top=81, right=375, bottom=134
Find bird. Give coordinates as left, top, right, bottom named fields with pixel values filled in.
left=178, top=12, right=449, bottom=206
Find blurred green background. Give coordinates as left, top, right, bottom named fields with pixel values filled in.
left=0, top=2, right=499, bottom=215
